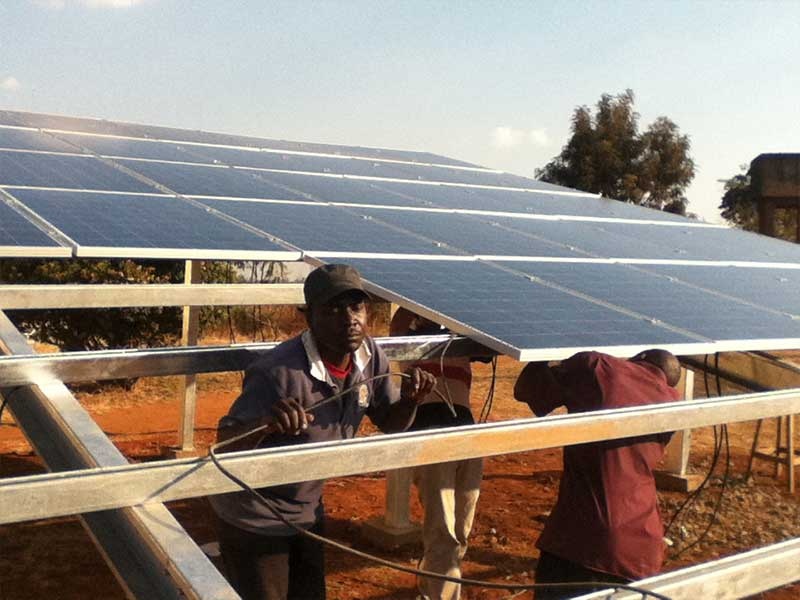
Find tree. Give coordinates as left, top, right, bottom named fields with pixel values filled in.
left=719, top=166, right=797, bottom=240
left=0, top=259, right=287, bottom=352
left=537, top=90, right=696, bottom=215
left=719, top=166, right=757, bottom=231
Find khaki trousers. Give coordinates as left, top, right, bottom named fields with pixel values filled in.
left=414, top=457, right=483, bottom=600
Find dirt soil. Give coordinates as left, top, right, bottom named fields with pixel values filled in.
left=2, top=353, right=800, bottom=599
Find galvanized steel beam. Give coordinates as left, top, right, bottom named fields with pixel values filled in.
left=0, top=335, right=494, bottom=387
left=0, top=311, right=238, bottom=600
left=0, top=282, right=304, bottom=309
left=579, top=538, right=800, bottom=599
left=2, top=388, right=800, bottom=525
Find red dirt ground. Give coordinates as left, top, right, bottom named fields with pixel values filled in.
left=1, top=355, right=799, bottom=599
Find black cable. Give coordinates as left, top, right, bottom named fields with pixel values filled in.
left=478, top=355, right=497, bottom=424
left=667, top=354, right=732, bottom=560
left=209, top=372, right=671, bottom=600
left=664, top=356, right=723, bottom=554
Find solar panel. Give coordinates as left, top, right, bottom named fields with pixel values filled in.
left=6, top=188, right=299, bottom=260
left=1, top=109, right=798, bottom=360
left=253, top=171, right=430, bottom=207
left=0, top=127, right=78, bottom=153
left=639, top=265, right=800, bottom=316
left=56, top=133, right=209, bottom=164
left=198, top=199, right=462, bottom=256
left=355, top=208, right=586, bottom=257
left=0, top=152, right=155, bottom=193
left=363, top=180, right=689, bottom=221
left=496, top=261, right=800, bottom=343
left=0, top=200, right=70, bottom=257
left=115, top=159, right=304, bottom=199
left=343, top=258, right=702, bottom=357
left=0, top=110, right=477, bottom=167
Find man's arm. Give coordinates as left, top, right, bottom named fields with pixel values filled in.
left=377, top=366, right=436, bottom=433
left=513, top=361, right=567, bottom=417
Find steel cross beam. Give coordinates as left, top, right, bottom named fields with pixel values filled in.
left=0, top=311, right=238, bottom=600
left=2, top=388, right=800, bottom=525
left=579, top=538, right=800, bottom=599
left=0, top=335, right=494, bottom=387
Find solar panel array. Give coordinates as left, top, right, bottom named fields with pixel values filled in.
left=1, top=110, right=798, bottom=359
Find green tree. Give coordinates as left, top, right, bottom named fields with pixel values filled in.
left=0, top=259, right=287, bottom=351
left=537, top=90, right=695, bottom=215
left=719, top=166, right=797, bottom=240
left=719, top=166, right=757, bottom=231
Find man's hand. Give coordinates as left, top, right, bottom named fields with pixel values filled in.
left=270, top=397, right=315, bottom=435
left=400, top=367, right=436, bottom=404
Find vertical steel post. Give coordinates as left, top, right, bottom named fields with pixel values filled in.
left=178, top=260, right=201, bottom=452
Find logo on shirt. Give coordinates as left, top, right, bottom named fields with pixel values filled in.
left=358, top=384, right=370, bottom=408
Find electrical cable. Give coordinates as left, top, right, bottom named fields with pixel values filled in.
left=478, top=355, right=498, bottom=424
left=438, top=333, right=458, bottom=418
left=666, top=354, right=731, bottom=560
left=209, top=371, right=672, bottom=600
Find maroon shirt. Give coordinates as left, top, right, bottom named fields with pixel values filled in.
left=525, top=351, right=679, bottom=580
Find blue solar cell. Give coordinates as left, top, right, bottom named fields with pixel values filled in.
left=7, top=189, right=290, bottom=255
left=116, top=159, right=303, bottom=199
left=586, top=222, right=800, bottom=263
left=0, top=111, right=477, bottom=167
left=0, top=152, right=155, bottom=193
left=0, top=201, right=64, bottom=251
left=345, top=259, right=699, bottom=352
left=490, top=217, right=669, bottom=259
left=201, top=147, right=418, bottom=179
left=356, top=208, right=585, bottom=257
left=499, top=261, right=800, bottom=342
left=640, top=265, right=800, bottom=316
left=253, top=171, right=430, bottom=207
left=198, top=199, right=461, bottom=256
left=56, top=134, right=209, bottom=164
left=0, top=128, right=78, bottom=153
left=367, top=180, right=689, bottom=222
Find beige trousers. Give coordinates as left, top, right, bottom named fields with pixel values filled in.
left=414, top=457, right=483, bottom=600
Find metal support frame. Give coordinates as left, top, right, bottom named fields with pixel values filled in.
left=177, top=260, right=201, bottom=453
left=3, top=387, right=800, bottom=525
left=655, top=368, right=702, bottom=492
left=579, top=538, right=800, bottom=599
left=0, top=311, right=238, bottom=600
left=0, top=282, right=305, bottom=309
left=0, top=335, right=493, bottom=387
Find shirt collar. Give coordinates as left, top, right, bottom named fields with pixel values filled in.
left=301, top=329, right=372, bottom=385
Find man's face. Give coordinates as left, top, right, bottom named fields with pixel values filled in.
left=307, top=290, right=369, bottom=358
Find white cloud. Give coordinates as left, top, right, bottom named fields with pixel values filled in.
left=491, top=126, right=550, bottom=150
left=1, top=76, right=20, bottom=92
left=33, top=0, right=146, bottom=8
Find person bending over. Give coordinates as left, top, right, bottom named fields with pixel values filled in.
left=513, top=349, right=681, bottom=599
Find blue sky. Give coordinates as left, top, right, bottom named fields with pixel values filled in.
left=2, top=0, right=799, bottom=223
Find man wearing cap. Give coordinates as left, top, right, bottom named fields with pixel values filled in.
left=513, top=349, right=681, bottom=599
left=210, top=263, right=435, bottom=600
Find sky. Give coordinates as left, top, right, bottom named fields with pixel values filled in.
left=1, top=0, right=799, bottom=224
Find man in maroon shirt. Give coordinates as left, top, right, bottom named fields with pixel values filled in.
left=513, top=349, right=681, bottom=599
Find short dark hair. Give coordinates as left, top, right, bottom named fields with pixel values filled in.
left=633, top=349, right=681, bottom=387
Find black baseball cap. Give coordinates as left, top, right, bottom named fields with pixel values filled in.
left=304, top=264, right=368, bottom=307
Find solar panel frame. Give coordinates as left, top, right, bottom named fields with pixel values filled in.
left=336, top=257, right=711, bottom=360
left=0, top=111, right=478, bottom=168
left=5, top=188, right=301, bottom=261
left=197, top=198, right=465, bottom=257
left=0, top=151, right=157, bottom=193
left=0, top=126, right=80, bottom=154
left=495, top=260, right=800, bottom=346
left=0, top=197, right=71, bottom=257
